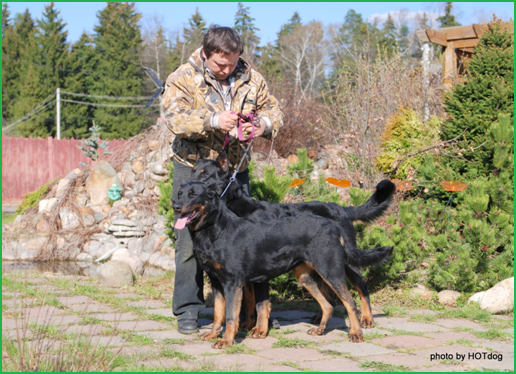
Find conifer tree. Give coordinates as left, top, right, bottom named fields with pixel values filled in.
left=441, top=17, right=514, bottom=176
left=2, top=8, right=36, bottom=125
left=437, top=2, right=461, bottom=28
left=91, top=2, right=145, bottom=139
left=234, top=3, right=260, bottom=63
left=62, top=32, right=96, bottom=138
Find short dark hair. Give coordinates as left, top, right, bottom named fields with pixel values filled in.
left=202, top=26, right=243, bottom=58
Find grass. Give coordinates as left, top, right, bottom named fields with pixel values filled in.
left=472, top=328, right=513, bottom=341
left=359, top=360, right=412, bottom=372
left=409, top=313, right=438, bottom=323
left=272, top=335, right=314, bottom=349
left=2, top=212, right=17, bottom=224
left=278, top=360, right=317, bottom=372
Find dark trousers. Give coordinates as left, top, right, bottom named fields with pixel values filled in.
left=171, top=159, right=250, bottom=320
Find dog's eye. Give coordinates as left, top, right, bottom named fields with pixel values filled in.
left=178, top=191, right=182, bottom=196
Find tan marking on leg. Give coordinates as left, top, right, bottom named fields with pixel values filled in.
left=340, top=236, right=345, bottom=246
left=356, top=284, right=374, bottom=328
left=212, top=287, right=243, bottom=349
left=250, top=299, right=270, bottom=339
left=201, top=289, right=225, bottom=341
left=240, top=283, right=256, bottom=331
left=294, top=264, right=333, bottom=336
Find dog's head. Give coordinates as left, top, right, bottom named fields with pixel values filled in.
left=191, top=149, right=231, bottom=183
left=173, top=182, right=218, bottom=231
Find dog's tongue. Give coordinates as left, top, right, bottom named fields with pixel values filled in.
left=175, top=217, right=188, bottom=230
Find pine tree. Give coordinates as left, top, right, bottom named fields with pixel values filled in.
left=440, top=17, right=514, bottom=176
left=91, top=3, right=145, bottom=139
left=234, top=3, right=260, bottom=63
left=167, top=9, right=207, bottom=70
left=380, top=14, right=398, bottom=54
left=437, top=2, right=461, bottom=28
left=2, top=8, right=36, bottom=125
left=277, top=12, right=301, bottom=40
left=62, top=32, right=96, bottom=138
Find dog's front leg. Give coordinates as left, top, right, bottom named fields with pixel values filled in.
left=201, top=281, right=225, bottom=341
left=212, top=283, right=243, bottom=349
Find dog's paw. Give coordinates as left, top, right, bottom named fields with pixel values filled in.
left=201, top=331, right=220, bottom=341
left=211, top=339, right=232, bottom=349
left=348, top=331, right=364, bottom=343
left=310, top=313, right=323, bottom=324
left=361, top=316, right=375, bottom=329
left=239, top=319, right=256, bottom=332
left=249, top=327, right=268, bottom=339
left=307, top=326, right=325, bottom=336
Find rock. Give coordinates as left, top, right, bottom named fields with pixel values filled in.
left=119, top=163, right=136, bottom=186
left=307, top=148, right=318, bottom=159
left=469, top=292, right=486, bottom=304
left=153, top=235, right=169, bottom=252
left=288, top=154, right=299, bottom=164
left=148, top=252, right=175, bottom=271
left=82, top=214, right=95, bottom=227
left=75, top=194, right=89, bottom=207
left=39, top=198, right=58, bottom=214
left=148, top=140, right=160, bottom=151
left=127, top=238, right=146, bottom=255
left=133, top=181, right=145, bottom=194
left=478, top=277, right=514, bottom=314
left=86, top=161, right=121, bottom=206
left=77, top=252, right=93, bottom=262
left=98, top=261, right=134, bottom=288
left=79, top=207, right=93, bottom=216
left=150, top=163, right=167, bottom=176
left=153, top=186, right=162, bottom=197
left=102, top=205, right=111, bottom=213
left=112, top=198, right=130, bottom=209
left=410, top=284, right=433, bottom=300
left=149, top=173, right=168, bottom=182
left=438, top=290, right=462, bottom=306
left=72, top=168, right=83, bottom=176
left=56, top=174, right=77, bottom=198
left=314, top=158, right=329, bottom=170
left=59, top=207, right=81, bottom=230
left=111, top=247, right=144, bottom=276
left=132, top=161, right=144, bottom=174
left=94, top=212, right=106, bottom=223
left=13, top=215, right=24, bottom=225
left=36, top=219, right=52, bottom=233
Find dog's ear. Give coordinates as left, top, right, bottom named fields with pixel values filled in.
left=215, top=149, right=229, bottom=173
left=196, top=147, right=205, bottom=160
left=206, top=183, right=219, bottom=199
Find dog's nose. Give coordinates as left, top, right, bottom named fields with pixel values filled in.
left=173, top=203, right=182, bottom=213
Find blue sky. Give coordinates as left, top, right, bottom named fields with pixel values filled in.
left=3, top=2, right=514, bottom=45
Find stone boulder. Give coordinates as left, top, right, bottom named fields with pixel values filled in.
left=410, top=284, right=433, bottom=300
left=98, top=260, right=134, bottom=288
left=470, top=277, right=514, bottom=314
left=438, top=290, right=462, bottom=306
left=86, top=161, right=121, bottom=206
left=59, top=207, right=81, bottom=230
left=111, top=247, right=144, bottom=276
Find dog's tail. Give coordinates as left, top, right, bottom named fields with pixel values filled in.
left=343, top=244, right=393, bottom=268
left=345, top=180, right=396, bottom=223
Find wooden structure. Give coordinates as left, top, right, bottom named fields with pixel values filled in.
left=416, top=21, right=514, bottom=89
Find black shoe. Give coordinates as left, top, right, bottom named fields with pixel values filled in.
left=178, top=319, right=198, bottom=335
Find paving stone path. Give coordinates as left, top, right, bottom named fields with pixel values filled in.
left=2, top=271, right=514, bottom=372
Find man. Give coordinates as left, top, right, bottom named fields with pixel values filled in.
left=162, top=26, right=283, bottom=334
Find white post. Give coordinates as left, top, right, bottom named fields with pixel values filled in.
left=422, top=43, right=430, bottom=122
left=56, top=87, right=61, bottom=139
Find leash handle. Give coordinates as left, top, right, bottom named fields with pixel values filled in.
left=220, top=172, right=237, bottom=199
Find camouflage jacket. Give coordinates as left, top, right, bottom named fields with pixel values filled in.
left=162, top=48, right=283, bottom=172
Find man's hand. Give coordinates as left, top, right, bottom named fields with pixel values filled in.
left=241, top=118, right=266, bottom=138
left=218, top=111, right=239, bottom=132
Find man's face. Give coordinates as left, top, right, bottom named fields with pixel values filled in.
left=202, top=50, right=240, bottom=81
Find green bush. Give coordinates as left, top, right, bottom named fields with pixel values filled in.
left=157, top=162, right=175, bottom=242
left=15, top=179, right=58, bottom=215
left=376, top=107, right=441, bottom=179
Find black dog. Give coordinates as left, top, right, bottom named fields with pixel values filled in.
left=173, top=181, right=393, bottom=348
left=189, top=151, right=395, bottom=336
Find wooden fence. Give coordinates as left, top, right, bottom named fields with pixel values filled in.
left=2, top=136, right=126, bottom=202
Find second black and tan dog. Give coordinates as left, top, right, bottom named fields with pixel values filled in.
left=173, top=181, right=393, bottom=348
left=189, top=151, right=395, bottom=337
